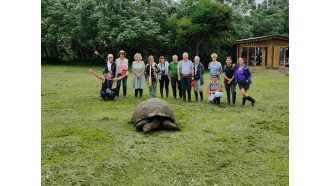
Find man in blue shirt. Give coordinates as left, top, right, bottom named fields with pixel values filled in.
left=177, top=52, right=194, bottom=102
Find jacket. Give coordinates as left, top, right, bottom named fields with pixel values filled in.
left=234, top=64, right=252, bottom=84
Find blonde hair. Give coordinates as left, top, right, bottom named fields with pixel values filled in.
left=194, top=56, right=200, bottom=61
left=134, top=53, right=142, bottom=61
left=148, top=55, right=154, bottom=61
left=211, top=53, right=218, bottom=58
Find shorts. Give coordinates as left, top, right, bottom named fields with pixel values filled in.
left=238, top=82, right=250, bottom=90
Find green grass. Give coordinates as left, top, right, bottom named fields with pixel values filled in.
left=42, top=65, right=289, bottom=185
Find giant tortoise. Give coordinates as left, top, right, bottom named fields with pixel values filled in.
left=131, top=98, right=181, bottom=133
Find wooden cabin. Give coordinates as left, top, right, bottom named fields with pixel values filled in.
left=233, top=35, right=289, bottom=68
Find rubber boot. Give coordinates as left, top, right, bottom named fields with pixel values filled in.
left=226, top=93, right=231, bottom=105
left=134, top=89, right=138, bottom=98
left=116, top=86, right=120, bottom=97
left=172, top=88, right=177, bottom=98
left=123, top=86, right=127, bottom=97
left=194, top=91, right=198, bottom=101
left=242, top=97, right=247, bottom=108
left=216, top=97, right=221, bottom=107
left=246, top=96, right=255, bottom=106
left=188, top=91, right=191, bottom=102
left=199, top=91, right=203, bottom=102
left=182, top=92, right=186, bottom=101
left=139, top=89, right=143, bottom=97
left=232, top=92, right=236, bottom=106
left=179, top=89, right=182, bottom=99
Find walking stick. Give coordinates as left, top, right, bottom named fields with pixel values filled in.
left=148, top=64, right=152, bottom=85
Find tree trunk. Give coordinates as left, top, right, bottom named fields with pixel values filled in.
left=62, top=48, right=71, bottom=61
left=195, top=41, right=200, bottom=56
left=79, top=48, right=83, bottom=59
left=42, top=44, right=49, bottom=58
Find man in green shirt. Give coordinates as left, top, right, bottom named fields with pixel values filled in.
left=168, top=55, right=182, bottom=99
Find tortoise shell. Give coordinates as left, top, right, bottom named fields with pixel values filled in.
left=131, top=98, right=175, bottom=125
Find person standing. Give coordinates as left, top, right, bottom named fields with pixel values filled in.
left=205, top=73, right=224, bottom=107
left=177, top=52, right=194, bottom=102
left=115, top=50, right=129, bottom=97
left=168, top=55, right=182, bottom=100
left=222, top=57, right=236, bottom=106
left=234, top=57, right=256, bottom=107
left=131, top=53, right=146, bottom=98
left=157, top=56, right=170, bottom=98
left=208, top=53, right=222, bottom=80
left=94, top=50, right=116, bottom=76
left=145, top=55, right=159, bottom=97
left=193, top=56, right=205, bottom=102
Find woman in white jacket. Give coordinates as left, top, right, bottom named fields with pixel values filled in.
left=157, top=56, right=170, bottom=98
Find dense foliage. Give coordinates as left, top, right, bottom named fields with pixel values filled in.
left=41, top=0, right=289, bottom=64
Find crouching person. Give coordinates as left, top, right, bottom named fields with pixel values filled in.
left=89, top=68, right=129, bottom=100
left=205, top=73, right=224, bottom=107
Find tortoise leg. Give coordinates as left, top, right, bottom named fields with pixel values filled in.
left=162, top=120, right=181, bottom=131
left=136, top=119, right=149, bottom=131
left=143, top=117, right=161, bottom=133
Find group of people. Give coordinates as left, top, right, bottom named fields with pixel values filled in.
left=89, top=50, right=256, bottom=107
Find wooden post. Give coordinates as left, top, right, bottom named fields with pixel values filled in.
left=262, top=47, right=266, bottom=67
left=267, top=45, right=273, bottom=68
left=273, top=46, right=280, bottom=68
left=246, top=47, right=249, bottom=66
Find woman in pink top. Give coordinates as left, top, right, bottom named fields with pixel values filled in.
left=115, top=50, right=129, bottom=97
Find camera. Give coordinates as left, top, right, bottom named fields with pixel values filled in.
left=160, top=70, right=165, bottom=75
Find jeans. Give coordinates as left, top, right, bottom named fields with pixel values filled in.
left=149, top=80, right=157, bottom=96
left=116, top=73, right=127, bottom=95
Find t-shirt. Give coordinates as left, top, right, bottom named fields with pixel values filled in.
left=209, top=81, right=222, bottom=91
left=223, top=65, right=235, bottom=79
left=236, top=69, right=246, bottom=80
left=168, top=61, right=179, bottom=77
left=208, top=61, right=222, bottom=77
left=116, top=58, right=128, bottom=75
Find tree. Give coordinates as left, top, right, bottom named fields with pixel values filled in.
left=41, top=0, right=288, bottom=64
left=167, top=0, right=236, bottom=61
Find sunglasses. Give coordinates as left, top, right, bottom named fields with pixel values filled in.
left=212, top=76, right=218, bottom=78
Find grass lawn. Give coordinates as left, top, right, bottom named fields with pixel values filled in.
left=42, top=65, right=289, bottom=185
